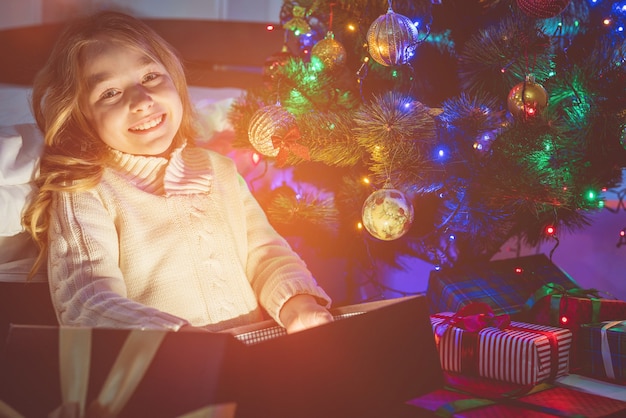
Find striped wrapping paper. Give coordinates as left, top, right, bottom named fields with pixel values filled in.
left=431, top=312, right=573, bottom=385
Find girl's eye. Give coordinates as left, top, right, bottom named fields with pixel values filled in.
left=100, top=89, right=119, bottom=100
left=143, top=73, right=160, bottom=83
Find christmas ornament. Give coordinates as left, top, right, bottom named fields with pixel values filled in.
left=247, top=105, right=310, bottom=166
left=248, top=105, right=296, bottom=157
left=507, top=75, right=549, bottom=119
left=283, top=5, right=311, bottom=34
left=366, top=6, right=419, bottom=67
left=311, top=31, right=346, bottom=72
left=361, top=181, right=414, bottom=241
left=263, top=45, right=292, bottom=83
left=516, top=0, right=571, bottom=19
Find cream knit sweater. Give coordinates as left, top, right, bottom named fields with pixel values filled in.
left=47, top=145, right=331, bottom=331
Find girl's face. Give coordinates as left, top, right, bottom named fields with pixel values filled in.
left=80, top=40, right=183, bottom=156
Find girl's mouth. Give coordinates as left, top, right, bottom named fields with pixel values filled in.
left=129, top=114, right=165, bottom=132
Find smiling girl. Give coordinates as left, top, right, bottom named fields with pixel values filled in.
left=23, top=11, right=333, bottom=333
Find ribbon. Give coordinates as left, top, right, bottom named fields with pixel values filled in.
left=434, top=302, right=510, bottom=337
left=523, top=283, right=604, bottom=326
left=49, top=328, right=167, bottom=418
left=2, top=328, right=237, bottom=418
left=51, top=328, right=93, bottom=418
left=600, top=321, right=625, bottom=380
left=271, top=126, right=310, bottom=167
left=282, top=5, right=312, bottom=34
left=0, top=400, right=23, bottom=418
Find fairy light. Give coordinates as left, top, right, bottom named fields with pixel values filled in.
left=546, top=225, right=556, bottom=235
left=251, top=152, right=261, bottom=165
left=514, top=267, right=523, bottom=274
left=266, top=24, right=275, bottom=31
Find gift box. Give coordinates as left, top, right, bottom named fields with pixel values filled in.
left=427, top=254, right=578, bottom=320
left=525, top=284, right=626, bottom=368
left=431, top=309, right=572, bottom=385
left=579, top=320, right=626, bottom=384
left=408, top=372, right=626, bottom=417
left=526, top=284, right=626, bottom=328
left=0, top=281, right=57, bottom=345
left=0, top=295, right=444, bottom=418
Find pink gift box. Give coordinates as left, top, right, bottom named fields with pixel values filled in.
left=431, top=312, right=573, bottom=385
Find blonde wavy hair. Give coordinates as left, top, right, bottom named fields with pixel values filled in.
left=23, top=11, right=199, bottom=278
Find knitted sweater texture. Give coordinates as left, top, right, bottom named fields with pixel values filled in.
left=48, top=145, right=331, bottom=331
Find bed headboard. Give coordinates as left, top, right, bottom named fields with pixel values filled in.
left=0, top=19, right=284, bottom=89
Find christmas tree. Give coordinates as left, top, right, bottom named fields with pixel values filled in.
left=228, top=0, right=626, bottom=293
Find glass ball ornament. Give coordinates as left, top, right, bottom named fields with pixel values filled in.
left=507, top=75, right=548, bottom=119
left=366, top=7, right=419, bottom=67
left=361, top=181, right=414, bottom=241
left=263, top=45, right=292, bottom=83
left=516, top=0, right=571, bottom=19
left=248, top=105, right=296, bottom=157
left=311, top=31, right=346, bottom=72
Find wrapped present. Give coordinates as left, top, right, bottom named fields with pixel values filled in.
left=524, top=283, right=626, bottom=369
left=427, top=254, right=578, bottom=320
left=0, top=296, right=444, bottom=418
left=525, top=283, right=626, bottom=329
left=431, top=304, right=572, bottom=385
left=408, top=372, right=626, bottom=417
left=0, top=326, right=243, bottom=418
left=579, top=320, right=626, bottom=384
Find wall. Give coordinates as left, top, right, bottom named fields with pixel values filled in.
left=0, top=0, right=283, bottom=29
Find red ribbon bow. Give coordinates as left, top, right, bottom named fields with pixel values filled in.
left=271, top=126, right=310, bottom=167
left=440, top=302, right=511, bottom=334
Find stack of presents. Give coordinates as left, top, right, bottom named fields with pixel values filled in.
left=412, top=253, right=626, bottom=417
left=0, top=253, right=625, bottom=417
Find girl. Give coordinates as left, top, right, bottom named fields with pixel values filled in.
left=23, top=11, right=333, bottom=333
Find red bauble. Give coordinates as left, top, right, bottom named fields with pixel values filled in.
left=516, top=0, right=571, bottom=19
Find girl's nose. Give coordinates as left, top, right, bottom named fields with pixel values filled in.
left=129, top=85, right=154, bottom=112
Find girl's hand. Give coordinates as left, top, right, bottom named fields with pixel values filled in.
left=279, top=294, right=334, bottom=334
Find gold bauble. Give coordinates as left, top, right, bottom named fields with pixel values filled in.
left=366, top=8, right=419, bottom=67
left=248, top=105, right=296, bottom=157
left=311, top=31, right=346, bottom=72
left=507, top=75, right=548, bottom=119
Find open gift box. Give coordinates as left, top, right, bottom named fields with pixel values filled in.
left=0, top=295, right=443, bottom=418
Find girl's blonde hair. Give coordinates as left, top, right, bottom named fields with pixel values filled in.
left=23, top=11, right=199, bottom=278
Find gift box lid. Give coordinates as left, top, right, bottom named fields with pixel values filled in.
left=0, top=295, right=444, bottom=418
left=427, top=254, right=579, bottom=317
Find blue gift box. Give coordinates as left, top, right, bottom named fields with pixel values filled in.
left=579, top=320, right=626, bottom=384
left=427, top=254, right=578, bottom=320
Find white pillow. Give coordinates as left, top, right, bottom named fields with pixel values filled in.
left=0, top=123, right=43, bottom=237
left=0, top=184, right=34, bottom=236
left=0, top=123, right=43, bottom=186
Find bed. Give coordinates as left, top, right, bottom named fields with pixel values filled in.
left=0, top=18, right=283, bottom=339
